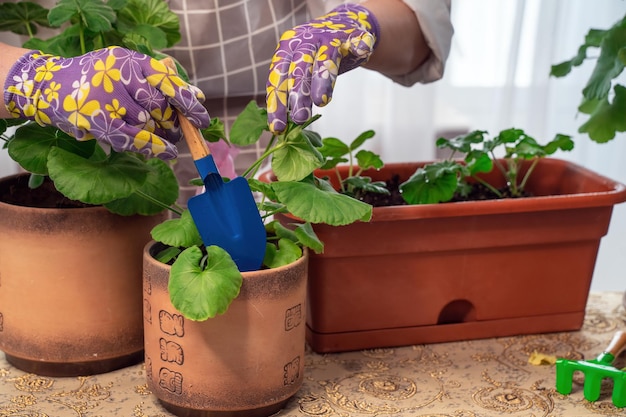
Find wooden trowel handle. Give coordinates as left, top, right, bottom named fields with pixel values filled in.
left=605, top=330, right=626, bottom=357
left=160, top=57, right=210, bottom=161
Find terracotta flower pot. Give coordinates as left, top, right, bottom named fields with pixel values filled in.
left=0, top=173, right=164, bottom=376
left=143, top=242, right=308, bottom=417
left=264, top=158, right=626, bottom=353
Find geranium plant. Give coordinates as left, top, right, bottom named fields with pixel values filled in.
left=150, top=100, right=373, bottom=321
left=399, top=128, right=574, bottom=204
left=0, top=0, right=185, bottom=215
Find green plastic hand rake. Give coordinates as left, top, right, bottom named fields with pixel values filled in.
left=556, top=330, right=626, bottom=407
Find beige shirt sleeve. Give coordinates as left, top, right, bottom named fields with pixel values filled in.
left=309, top=0, right=453, bottom=85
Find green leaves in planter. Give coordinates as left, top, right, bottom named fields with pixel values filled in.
left=400, top=160, right=463, bottom=204
left=169, top=245, right=242, bottom=321
left=400, top=129, right=574, bottom=204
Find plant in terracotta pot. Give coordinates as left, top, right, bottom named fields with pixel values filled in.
left=0, top=0, right=189, bottom=376
left=142, top=100, right=372, bottom=416
left=264, top=126, right=626, bottom=353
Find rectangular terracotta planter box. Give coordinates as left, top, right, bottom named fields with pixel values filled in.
left=293, top=158, right=626, bottom=353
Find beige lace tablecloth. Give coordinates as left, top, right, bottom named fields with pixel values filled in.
left=1, top=291, right=625, bottom=417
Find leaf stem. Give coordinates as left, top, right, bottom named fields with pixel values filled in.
left=519, top=158, right=539, bottom=193
left=135, top=189, right=182, bottom=216
left=242, top=134, right=279, bottom=178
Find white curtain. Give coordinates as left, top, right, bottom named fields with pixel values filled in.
left=314, top=0, right=626, bottom=291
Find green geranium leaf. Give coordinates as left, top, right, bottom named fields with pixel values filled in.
left=117, top=0, right=181, bottom=48
left=8, top=124, right=96, bottom=174
left=579, top=84, right=626, bottom=142
left=269, top=220, right=298, bottom=241
left=105, top=158, right=178, bottom=215
left=343, top=176, right=389, bottom=196
left=272, top=131, right=324, bottom=181
left=355, top=149, right=384, bottom=170
left=550, top=29, right=607, bottom=77
left=151, top=209, right=204, bottom=248
left=319, top=137, right=349, bottom=159
left=582, top=21, right=626, bottom=101
left=511, top=136, right=544, bottom=159
left=263, top=239, right=302, bottom=269
left=201, top=118, right=228, bottom=143
left=0, top=2, right=51, bottom=36
left=436, top=130, right=486, bottom=154
left=154, top=246, right=182, bottom=264
left=302, top=129, right=323, bottom=147
left=28, top=173, right=45, bottom=189
left=400, top=161, right=461, bottom=204
left=465, top=150, right=492, bottom=175
left=349, top=129, right=376, bottom=151
left=293, top=222, right=323, bottom=254
left=25, top=25, right=85, bottom=56
left=169, top=245, right=242, bottom=321
left=272, top=180, right=372, bottom=225
left=49, top=0, right=116, bottom=32
left=229, top=101, right=268, bottom=146
left=122, top=24, right=168, bottom=50
left=47, top=148, right=149, bottom=205
left=542, top=134, right=574, bottom=154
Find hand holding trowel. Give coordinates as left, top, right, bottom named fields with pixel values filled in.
left=161, top=58, right=266, bottom=272
left=556, top=330, right=626, bottom=407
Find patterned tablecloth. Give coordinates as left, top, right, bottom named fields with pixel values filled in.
left=1, top=291, right=625, bottom=417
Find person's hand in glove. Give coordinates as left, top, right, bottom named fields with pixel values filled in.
left=3, top=45, right=210, bottom=160
left=266, top=3, right=380, bottom=133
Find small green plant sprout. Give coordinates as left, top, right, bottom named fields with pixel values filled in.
left=399, top=128, right=574, bottom=205
left=550, top=13, right=626, bottom=143
left=150, top=101, right=373, bottom=321
left=317, top=129, right=389, bottom=198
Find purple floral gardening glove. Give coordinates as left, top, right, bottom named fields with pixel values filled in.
left=4, top=46, right=210, bottom=159
left=266, top=3, right=380, bottom=133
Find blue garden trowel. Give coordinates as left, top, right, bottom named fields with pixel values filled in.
left=162, top=59, right=266, bottom=272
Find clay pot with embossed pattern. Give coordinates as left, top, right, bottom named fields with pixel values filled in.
left=142, top=241, right=308, bottom=417
left=0, top=173, right=164, bottom=376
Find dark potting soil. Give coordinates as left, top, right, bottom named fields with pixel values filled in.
left=0, top=175, right=93, bottom=209
left=355, top=174, right=531, bottom=207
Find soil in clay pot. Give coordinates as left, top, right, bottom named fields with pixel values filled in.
left=0, top=175, right=93, bottom=209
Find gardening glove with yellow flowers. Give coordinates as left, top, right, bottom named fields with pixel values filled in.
left=4, top=46, right=210, bottom=160
left=266, top=3, right=380, bottom=133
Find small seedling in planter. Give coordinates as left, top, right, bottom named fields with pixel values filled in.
left=399, top=128, right=574, bottom=204
left=150, top=101, right=373, bottom=321
left=316, top=129, right=389, bottom=198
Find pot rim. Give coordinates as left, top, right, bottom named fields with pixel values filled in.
left=0, top=172, right=105, bottom=213
left=143, top=240, right=309, bottom=277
